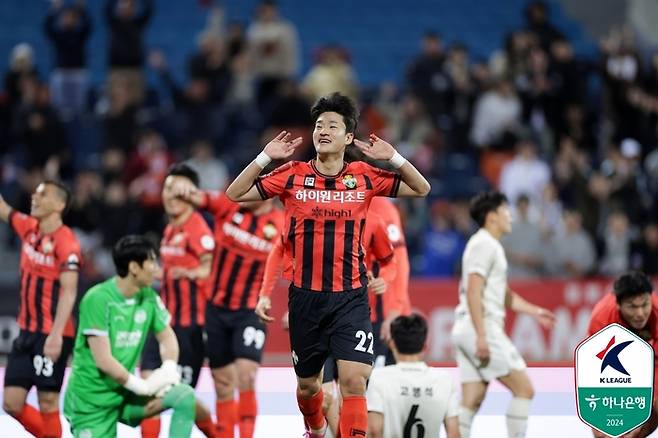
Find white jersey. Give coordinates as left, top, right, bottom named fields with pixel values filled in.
left=455, top=228, right=508, bottom=326
left=366, top=362, right=458, bottom=438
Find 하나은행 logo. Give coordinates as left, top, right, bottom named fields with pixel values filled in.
left=575, top=323, right=654, bottom=437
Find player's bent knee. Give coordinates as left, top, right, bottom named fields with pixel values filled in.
left=2, top=399, right=23, bottom=417
left=338, top=374, right=367, bottom=396
left=297, top=379, right=322, bottom=397
left=162, top=384, right=196, bottom=411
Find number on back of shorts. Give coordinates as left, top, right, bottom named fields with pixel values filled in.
left=243, top=326, right=265, bottom=350
left=354, top=330, right=374, bottom=354
left=33, top=354, right=54, bottom=377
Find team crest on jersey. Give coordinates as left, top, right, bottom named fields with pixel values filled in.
left=342, top=174, right=357, bottom=189
left=42, top=238, right=54, bottom=254
left=171, top=233, right=185, bottom=245
left=232, top=212, right=244, bottom=225
left=201, top=235, right=215, bottom=250
left=134, top=309, right=147, bottom=324
left=262, top=223, right=277, bottom=241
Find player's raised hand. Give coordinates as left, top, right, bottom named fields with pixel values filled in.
left=535, top=307, right=556, bottom=329
left=475, top=335, right=490, bottom=367
left=255, top=296, right=275, bottom=323
left=354, top=134, right=396, bottom=161
left=171, top=177, right=198, bottom=200
left=263, top=131, right=303, bottom=160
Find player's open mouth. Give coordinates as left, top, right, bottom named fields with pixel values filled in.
left=319, top=139, right=331, bottom=144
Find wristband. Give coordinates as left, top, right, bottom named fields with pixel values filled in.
left=255, top=151, right=272, bottom=168
left=389, top=151, right=406, bottom=169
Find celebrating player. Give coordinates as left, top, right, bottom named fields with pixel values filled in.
left=588, top=271, right=658, bottom=438
left=140, top=164, right=217, bottom=438
left=366, top=314, right=460, bottom=438
left=227, top=92, right=431, bottom=437
left=451, top=191, right=555, bottom=438
left=172, top=177, right=284, bottom=438
left=0, top=181, right=81, bottom=438
left=63, top=235, right=196, bottom=438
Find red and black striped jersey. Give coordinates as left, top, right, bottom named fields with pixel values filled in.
left=10, top=210, right=81, bottom=337
left=255, top=160, right=401, bottom=292
left=201, top=192, right=284, bottom=310
left=160, top=211, right=214, bottom=327
left=369, top=197, right=411, bottom=315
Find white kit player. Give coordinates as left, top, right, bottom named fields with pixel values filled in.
left=367, top=314, right=460, bottom=438
left=451, top=191, right=555, bottom=438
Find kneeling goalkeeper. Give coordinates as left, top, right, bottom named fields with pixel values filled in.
left=64, top=235, right=201, bottom=438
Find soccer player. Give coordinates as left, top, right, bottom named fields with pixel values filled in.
left=227, top=92, right=431, bottom=438
left=172, top=178, right=284, bottom=438
left=64, top=235, right=197, bottom=438
left=0, top=181, right=81, bottom=438
left=451, top=191, right=555, bottom=438
left=140, top=164, right=217, bottom=438
left=367, top=314, right=460, bottom=438
left=588, top=271, right=658, bottom=438
left=369, top=196, right=411, bottom=367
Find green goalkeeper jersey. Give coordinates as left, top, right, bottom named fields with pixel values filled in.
left=66, top=277, right=171, bottom=407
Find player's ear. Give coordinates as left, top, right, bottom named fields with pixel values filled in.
left=345, top=132, right=354, bottom=145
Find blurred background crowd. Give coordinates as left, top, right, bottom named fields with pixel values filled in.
left=1, top=0, right=658, bottom=284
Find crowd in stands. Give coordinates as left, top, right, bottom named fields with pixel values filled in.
left=1, top=0, right=658, bottom=281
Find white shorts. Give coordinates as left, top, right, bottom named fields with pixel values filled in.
left=451, top=316, right=526, bottom=383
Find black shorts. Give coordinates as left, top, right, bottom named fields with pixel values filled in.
left=141, top=325, right=205, bottom=387
left=372, top=321, right=396, bottom=367
left=205, top=305, right=267, bottom=369
left=5, top=330, right=73, bottom=392
left=322, top=356, right=338, bottom=384
left=288, top=285, right=374, bottom=378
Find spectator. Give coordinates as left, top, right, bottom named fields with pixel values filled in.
left=14, top=78, right=70, bottom=173
left=524, top=1, right=564, bottom=51
left=105, top=0, right=154, bottom=104
left=4, top=43, right=39, bottom=111
left=544, top=209, right=596, bottom=277
left=418, top=200, right=465, bottom=277
left=470, top=78, right=521, bottom=149
left=44, top=0, right=91, bottom=118
left=247, top=0, right=300, bottom=109
left=301, top=45, right=359, bottom=103
left=443, top=43, right=476, bottom=148
left=499, top=138, right=551, bottom=206
left=599, top=210, right=632, bottom=276
left=185, top=139, right=229, bottom=190
left=381, top=94, right=434, bottom=160
left=405, top=31, right=447, bottom=122
left=502, top=195, right=544, bottom=278
left=631, top=223, right=658, bottom=276
left=188, top=32, right=232, bottom=104
left=101, top=80, right=139, bottom=153
left=489, top=30, right=534, bottom=83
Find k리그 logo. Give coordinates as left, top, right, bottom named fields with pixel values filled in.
left=575, top=323, right=654, bottom=437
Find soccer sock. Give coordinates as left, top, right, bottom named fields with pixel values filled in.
left=196, top=414, right=218, bottom=438
left=140, top=416, right=161, bottom=438
left=297, top=389, right=326, bottom=432
left=339, top=396, right=367, bottom=438
left=41, top=410, right=62, bottom=438
left=215, top=399, right=237, bottom=438
left=162, top=384, right=196, bottom=438
left=506, top=397, right=531, bottom=438
left=459, top=406, right=476, bottom=438
left=238, top=390, right=257, bottom=438
left=15, top=404, right=44, bottom=437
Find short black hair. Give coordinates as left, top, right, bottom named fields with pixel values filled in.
left=613, top=271, right=654, bottom=304
left=391, top=314, right=428, bottom=355
left=469, top=191, right=508, bottom=227
left=167, top=163, right=200, bottom=187
left=112, top=235, right=157, bottom=277
left=310, top=92, right=359, bottom=134
left=43, top=179, right=71, bottom=213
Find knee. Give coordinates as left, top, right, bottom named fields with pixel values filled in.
left=297, top=379, right=322, bottom=398
left=237, top=370, right=256, bottom=392
left=38, top=397, right=59, bottom=413
left=516, top=385, right=535, bottom=400
left=213, top=372, right=235, bottom=400
left=2, top=399, right=23, bottom=417
left=164, top=384, right=195, bottom=411
left=339, top=374, right=367, bottom=397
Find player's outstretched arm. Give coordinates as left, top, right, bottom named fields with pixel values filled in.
left=88, top=335, right=152, bottom=395
left=505, top=287, right=556, bottom=329
left=466, top=273, right=490, bottom=364
left=354, top=134, right=431, bottom=197
left=226, top=131, right=302, bottom=202
left=0, top=194, right=12, bottom=222
left=171, top=253, right=213, bottom=281
left=155, top=325, right=180, bottom=363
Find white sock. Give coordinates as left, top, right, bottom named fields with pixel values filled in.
left=506, top=397, right=532, bottom=438
left=324, top=425, right=335, bottom=438
left=459, top=406, right=476, bottom=438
